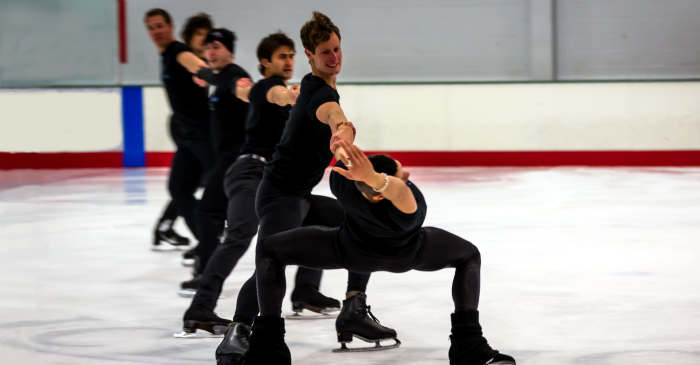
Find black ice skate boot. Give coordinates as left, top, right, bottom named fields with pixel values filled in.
left=177, top=272, right=202, bottom=298
left=215, top=321, right=250, bottom=364
left=449, top=310, right=516, bottom=365
left=234, top=316, right=291, bottom=365
left=152, top=220, right=190, bottom=250
left=181, top=247, right=198, bottom=267
left=290, top=283, right=340, bottom=315
left=333, top=293, right=400, bottom=352
left=179, top=304, right=231, bottom=336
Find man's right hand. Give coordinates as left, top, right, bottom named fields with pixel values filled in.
left=237, top=78, right=254, bottom=90
left=287, top=84, right=300, bottom=105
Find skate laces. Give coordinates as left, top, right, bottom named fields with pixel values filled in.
left=357, top=296, right=381, bottom=324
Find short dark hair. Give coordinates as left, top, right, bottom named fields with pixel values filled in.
left=257, top=32, right=296, bottom=76
left=300, top=11, right=341, bottom=54
left=181, top=13, right=213, bottom=47
left=354, top=155, right=398, bottom=197
left=144, top=8, right=171, bottom=25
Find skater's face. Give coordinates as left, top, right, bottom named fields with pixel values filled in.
left=263, top=45, right=296, bottom=80
left=189, top=28, right=209, bottom=55
left=204, top=41, right=233, bottom=70
left=146, top=15, right=174, bottom=48
left=306, top=33, right=342, bottom=76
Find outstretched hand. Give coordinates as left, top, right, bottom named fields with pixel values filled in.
left=237, top=78, right=254, bottom=89
left=193, top=75, right=208, bottom=87
left=288, top=84, right=300, bottom=104
left=331, top=141, right=379, bottom=184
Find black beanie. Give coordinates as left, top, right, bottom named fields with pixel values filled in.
left=205, top=28, right=235, bottom=54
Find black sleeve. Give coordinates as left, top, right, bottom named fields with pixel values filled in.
left=306, top=85, right=338, bottom=121
left=387, top=182, right=424, bottom=229
left=168, top=42, right=193, bottom=64
left=330, top=160, right=354, bottom=199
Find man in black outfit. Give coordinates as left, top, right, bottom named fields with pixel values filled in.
left=215, top=12, right=393, bottom=365
left=235, top=142, right=517, bottom=365
left=178, top=28, right=251, bottom=293
left=152, top=13, right=213, bottom=251
left=179, top=32, right=300, bottom=336
left=145, top=9, right=214, bottom=248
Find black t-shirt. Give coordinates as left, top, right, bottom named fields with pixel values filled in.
left=161, top=41, right=209, bottom=126
left=330, top=161, right=428, bottom=259
left=208, top=63, right=250, bottom=160
left=240, top=76, right=292, bottom=161
left=265, top=73, right=338, bottom=196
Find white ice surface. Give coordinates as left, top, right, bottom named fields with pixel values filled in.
left=0, top=167, right=699, bottom=365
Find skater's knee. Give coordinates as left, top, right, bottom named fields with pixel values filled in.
left=256, top=236, right=277, bottom=261
left=462, top=241, right=481, bottom=268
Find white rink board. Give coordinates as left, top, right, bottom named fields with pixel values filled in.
left=143, top=82, right=700, bottom=152
left=0, top=167, right=699, bottom=364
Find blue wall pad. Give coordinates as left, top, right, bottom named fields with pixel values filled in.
left=121, top=86, right=145, bottom=167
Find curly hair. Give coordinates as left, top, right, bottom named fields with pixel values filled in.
left=181, top=13, right=213, bottom=47
left=300, top=11, right=341, bottom=54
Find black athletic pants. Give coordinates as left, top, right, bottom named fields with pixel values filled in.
left=195, top=157, right=237, bottom=272
left=168, top=116, right=216, bottom=239
left=192, top=157, right=264, bottom=309
left=232, top=176, right=371, bottom=325
left=156, top=200, right=178, bottom=230
left=256, top=226, right=481, bottom=317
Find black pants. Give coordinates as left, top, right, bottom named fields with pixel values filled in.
left=168, top=116, right=215, bottom=239
left=256, top=226, right=481, bottom=317
left=195, top=157, right=236, bottom=272
left=232, top=176, right=371, bottom=325
left=156, top=199, right=178, bottom=230
left=192, top=157, right=264, bottom=309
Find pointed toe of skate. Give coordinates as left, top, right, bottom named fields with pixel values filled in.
left=486, top=353, right=516, bottom=365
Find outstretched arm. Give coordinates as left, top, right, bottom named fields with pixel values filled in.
left=316, top=102, right=355, bottom=163
left=176, top=52, right=208, bottom=74
left=267, top=84, right=300, bottom=106
left=332, top=141, right=417, bottom=214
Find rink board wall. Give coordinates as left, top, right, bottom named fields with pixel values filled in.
left=2, top=82, right=700, bottom=169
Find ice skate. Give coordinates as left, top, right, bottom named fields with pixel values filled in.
left=215, top=322, right=250, bottom=364
left=173, top=304, right=231, bottom=338
left=286, top=283, right=340, bottom=320
left=233, top=316, right=290, bottom=365
left=151, top=221, right=190, bottom=251
left=177, top=273, right=201, bottom=298
left=333, top=293, right=400, bottom=353
left=449, top=310, right=516, bottom=365
left=181, top=247, right=198, bottom=267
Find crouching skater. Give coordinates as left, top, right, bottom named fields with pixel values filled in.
left=235, top=141, right=516, bottom=365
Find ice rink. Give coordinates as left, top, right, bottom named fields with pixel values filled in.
left=1, top=166, right=699, bottom=365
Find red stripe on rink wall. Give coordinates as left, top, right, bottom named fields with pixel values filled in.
left=366, top=150, right=700, bottom=167
left=0, top=152, right=123, bottom=170
left=2, top=151, right=699, bottom=170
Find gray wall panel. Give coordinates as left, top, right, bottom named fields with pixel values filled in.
left=557, top=0, right=700, bottom=80
left=124, top=0, right=531, bottom=84
left=0, top=0, right=118, bottom=87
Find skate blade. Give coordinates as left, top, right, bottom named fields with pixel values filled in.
left=285, top=311, right=338, bottom=320
left=332, top=338, right=401, bottom=353
left=177, top=289, right=225, bottom=299
left=173, top=331, right=224, bottom=339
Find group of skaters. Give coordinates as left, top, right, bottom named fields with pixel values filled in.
left=144, top=8, right=516, bottom=365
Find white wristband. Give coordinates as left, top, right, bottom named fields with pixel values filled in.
left=373, top=173, right=390, bottom=193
